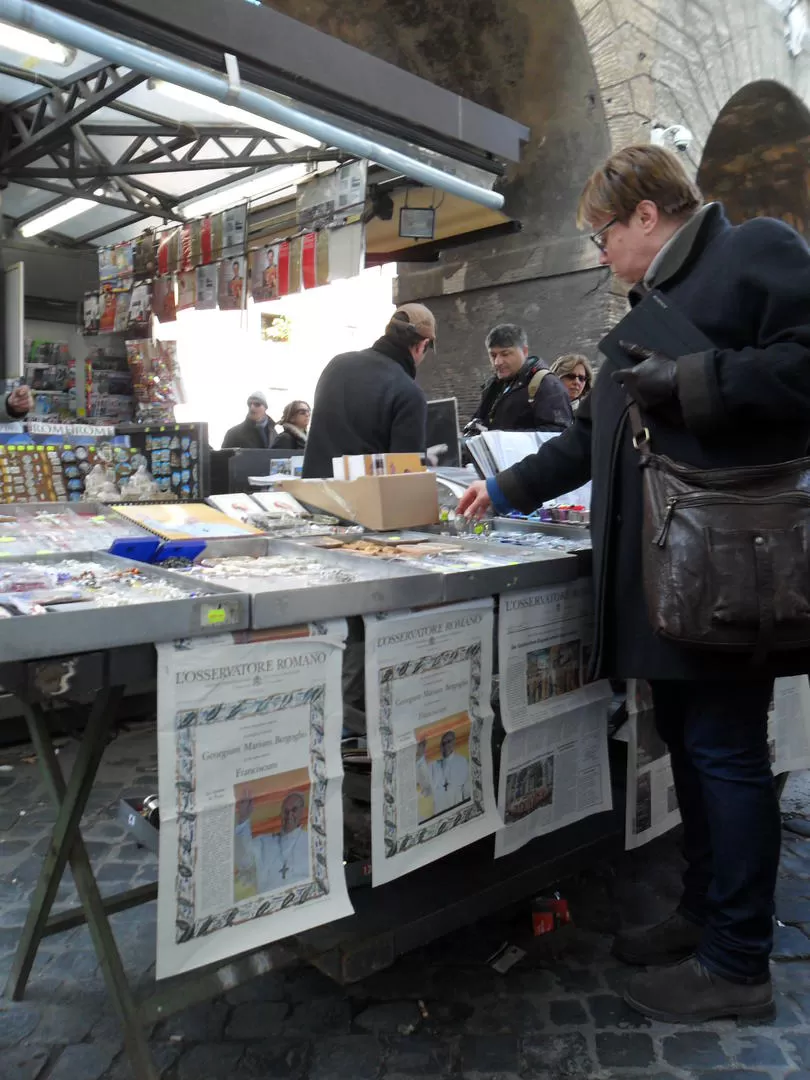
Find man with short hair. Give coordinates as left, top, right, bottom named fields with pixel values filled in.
left=222, top=391, right=275, bottom=449
left=303, top=303, right=435, bottom=479
left=459, top=144, right=810, bottom=1023
left=468, top=324, right=572, bottom=434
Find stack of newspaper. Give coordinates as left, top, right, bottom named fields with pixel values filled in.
left=465, top=430, right=592, bottom=509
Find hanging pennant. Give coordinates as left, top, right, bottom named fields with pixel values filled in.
left=218, top=256, right=247, bottom=310
left=153, top=277, right=178, bottom=323
left=301, top=232, right=317, bottom=291
left=276, top=240, right=291, bottom=297
left=177, top=271, right=197, bottom=312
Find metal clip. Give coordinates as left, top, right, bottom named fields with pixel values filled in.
left=632, top=427, right=651, bottom=451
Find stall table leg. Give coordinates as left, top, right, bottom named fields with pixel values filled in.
left=3, top=681, right=159, bottom=1080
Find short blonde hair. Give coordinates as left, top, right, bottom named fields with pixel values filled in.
left=577, top=145, right=703, bottom=229
left=551, top=353, right=594, bottom=392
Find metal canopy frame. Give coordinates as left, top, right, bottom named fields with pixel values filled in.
left=0, top=58, right=348, bottom=248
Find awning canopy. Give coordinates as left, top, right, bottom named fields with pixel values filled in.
left=0, top=0, right=529, bottom=253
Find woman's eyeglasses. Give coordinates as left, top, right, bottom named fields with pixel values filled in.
left=590, top=216, right=618, bottom=252
left=563, top=373, right=588, bottom=384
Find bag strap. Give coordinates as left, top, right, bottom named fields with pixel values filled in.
left=527, top=367, right=550, bottom=403
left=627, top=398, right=652, bottom=456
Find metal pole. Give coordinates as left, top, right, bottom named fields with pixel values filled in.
left=0, top=0, right=506, bottom=212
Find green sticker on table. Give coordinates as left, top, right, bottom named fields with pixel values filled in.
left=207, top=608, right=227, bottom=624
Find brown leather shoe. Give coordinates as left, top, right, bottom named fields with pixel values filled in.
left=624, top=956, right=774, bottom=1023
left=612, top=910, right=703, bottom=966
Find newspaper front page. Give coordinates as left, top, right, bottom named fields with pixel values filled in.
left=156, top=620, right=352, bottom=979
left=495, top=581, right=612, bottom=858
left=624, top=679, right=681, bottom=850
left=365, top=600, right=499, bottom=885
left=770, top=676, right=810, bottom=775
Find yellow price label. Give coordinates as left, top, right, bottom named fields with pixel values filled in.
left=207, top=608, right=227, bottom=625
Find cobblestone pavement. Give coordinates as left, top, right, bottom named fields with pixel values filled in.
left=3, top=725, right=810, bottom=1080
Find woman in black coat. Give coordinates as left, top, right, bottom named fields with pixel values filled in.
left=460, top=145, right=810, bottom=1026
left=272, top=400, right=310, bottom=451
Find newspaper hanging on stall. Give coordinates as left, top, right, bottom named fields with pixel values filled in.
left=770, top=676, right=810, bottom=775
left=495, top=579, right=612, bottom=858
left=364, top=600, right=499, bottom=886
left=155, top=621, right=353, bottom=979
left=624, top=679, right=680, bottom=850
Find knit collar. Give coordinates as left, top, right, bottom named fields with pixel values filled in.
left=372, top=334, right=417, bottom=379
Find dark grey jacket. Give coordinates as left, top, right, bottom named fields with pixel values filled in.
left=496, top=204, right=810, bottom=681
left=303, top=336, right=427, bottom=479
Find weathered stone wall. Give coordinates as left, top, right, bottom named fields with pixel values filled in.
left=266, top=0, right=810, bottom=419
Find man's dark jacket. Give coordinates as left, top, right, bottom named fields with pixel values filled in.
left=303, top=336, right=427, bottom=478
left=495, top=204, right=810, bottom=681
left=472, top=357, right=573, bottom=431
left=222, top=415, right=273, bottom=449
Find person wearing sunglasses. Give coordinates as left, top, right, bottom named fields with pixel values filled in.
left=273, top=401, right=311, bottom=451
left=459, top=144, right=810, bottom=1025
left=549, top=354, right=594, bottom=411
left=303, top=304, right=436, bottom=479
left=222, top=391, right=276, bottom=449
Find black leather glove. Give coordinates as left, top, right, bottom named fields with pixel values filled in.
left=612, top=341, right=679, bottom=414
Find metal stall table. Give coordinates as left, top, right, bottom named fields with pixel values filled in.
left=0, top=555, right=251, bottom=1080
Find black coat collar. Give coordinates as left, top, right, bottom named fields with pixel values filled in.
left=371, top=335, right=417, bottom=379
left=630, top=203, right=730, bottom=304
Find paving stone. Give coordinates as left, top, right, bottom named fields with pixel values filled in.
left=157, top=1001, right=229, bottom=1043
left=44, top=1042, right=118, bottom=1080
left=465, top=995, right=544, bottom=1035
left=0, top=1005, right=41, bottom=1049
left=223, top=972, right=288, bottom=1005
left=735, top=1033, right=788, bottom=1066
left=548, top=999, right=588, bottom=1026
left=586, top=993, right=652, bottom=1029
left=285, top=995, right=351, bottom=1034
left=460, top=1035, right=519, bottom=1075
left=354, top=1001, right=422, bottom=1034
left=225, top=1001, right=288, bottom=1040
left=308, top=1035, right=382, bottom=1080
left=595, top=1032, right=655, bottom=1068
left=785, top=1035, right=810, bottom=1068
left=0, top=1046, right=49, bottom=1080
left=177, top=1043, right=245, bottom=1080
left=551, top=966, right=603, bottom=994
left=522, top=1033, right=593, bottom=1078
left=662, top=1031, right=728, bottom=1068
left=694, top=1073, right=771, bottom=1080
left=384, top=1035, right=452, bottom=1077
left=0, top=842, right=31, bottom=857
left=239, top=1038, right=310, bottom=1078
left=774, top=923, right=810, bottom=960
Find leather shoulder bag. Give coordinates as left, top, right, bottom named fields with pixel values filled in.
left=629, top=402, right=810, bottom=662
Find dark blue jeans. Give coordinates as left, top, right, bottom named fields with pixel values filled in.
left=650, top=679, right=779, bottom=983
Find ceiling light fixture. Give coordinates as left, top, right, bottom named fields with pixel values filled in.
left=148, top=80, right=322, bottom=149
left=0, top=21, right=75, bottom=65
left=20, top=188, right=104, bottom=237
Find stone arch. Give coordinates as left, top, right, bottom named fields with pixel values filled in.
left=571, top=0, right=808, bottom=169
left=698, top=81, right=810, bottom=237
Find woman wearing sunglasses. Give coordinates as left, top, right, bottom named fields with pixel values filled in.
left=550, top=354, right=593, bottom=411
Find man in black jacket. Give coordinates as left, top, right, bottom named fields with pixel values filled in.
left=222, top=391, right=275, bottom=449
left=303, top=304, right=434, bottom=478
left=460, top=146, right=810, bottom=1023
left=468, top=324, right=572, bottom=433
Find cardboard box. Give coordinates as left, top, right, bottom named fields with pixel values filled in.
left=333, top=453, right=426, bottom=480
left=280, top=473, right=439, bottom=531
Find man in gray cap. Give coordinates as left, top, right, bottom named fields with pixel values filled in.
left=222, top=390, right=276, bottom=449
left=303, top=303, right=436, bottom=478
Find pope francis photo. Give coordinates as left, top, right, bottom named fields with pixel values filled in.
left=234, top=788, right=310, bottom=897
